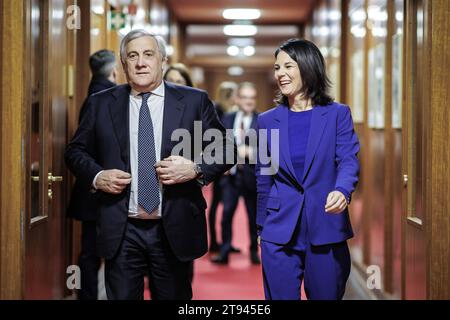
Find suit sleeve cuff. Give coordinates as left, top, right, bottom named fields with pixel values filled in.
left=92, top=170, right=104, bottom=190
left=335, top=187, right=351, bottom=204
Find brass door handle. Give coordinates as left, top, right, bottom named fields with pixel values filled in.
left=31, top=174, right=63, bottom=182
left=48, top=172, right=63, bottom=183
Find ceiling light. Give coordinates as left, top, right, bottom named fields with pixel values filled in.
left=368, top=6, right=388, bottom=21
left=223, top=9, right=261, bottom=20
left=91, top=4, right=105, bottom=15
left=243, top=46, right=255, bottom=56
left=328, top=10, right=341, bottom=21
left=228, top=66, right=244, bottom=76
left=227, top=45, right=240, bottom=56
left=223, top=25, right=257, bottom=36
left=351, top=25, right=366, bottom=38
left=351, top=9, right=367, bottom=22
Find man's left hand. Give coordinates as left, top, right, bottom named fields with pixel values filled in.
left=155, top=155, right=197, bottom=185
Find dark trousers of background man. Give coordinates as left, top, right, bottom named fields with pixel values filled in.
left=78, top=220, right=101, bottom=300
left=208, top=179, right=223, bottom=251
left=219, top=167, right=258, bottom=260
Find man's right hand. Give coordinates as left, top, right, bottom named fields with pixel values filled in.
left=95, top=169, right=131, bottom=194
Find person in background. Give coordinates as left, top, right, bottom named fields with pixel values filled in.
left=256, top=39, right=360, bottom=300
left=164, top=63, right=194, bottom=87
left=67, top=49, right=117, bottom=300
left=79, top=49, right=118, bottom=121
left=211, top=82, right=260, bottom=265
left=215, top=81, right=238, bottom=118
left=207, top=81, right=238, bottom=253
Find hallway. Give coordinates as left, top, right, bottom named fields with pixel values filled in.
left=1, top=0, right=450, bottom=300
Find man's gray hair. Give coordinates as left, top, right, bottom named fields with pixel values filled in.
left=237, top=81, right=256, bottom=95
left=120, top=29, right=167, bottom=63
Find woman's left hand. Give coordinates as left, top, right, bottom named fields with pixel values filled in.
left=325, top=190, right=348, bottom=214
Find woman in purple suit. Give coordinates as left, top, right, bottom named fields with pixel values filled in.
left=256, top=39, right=360, bottom=300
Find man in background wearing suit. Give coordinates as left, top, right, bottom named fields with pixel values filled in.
left=211, top=82, right=260, bottom=265
left=66, top=49, right=117, bottom=300
left=65, top=30, right=235, bottom=299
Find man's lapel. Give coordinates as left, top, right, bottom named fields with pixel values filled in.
left=109, top=84, right=131, bottom=168
left=161, top=82, right=186, bottom=159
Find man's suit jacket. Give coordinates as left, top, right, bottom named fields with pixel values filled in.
left=221, top=111, right=258, bottom=189
left=255, top=103, right=360, bottom=246
left=65, top=81, right=235, bottom=260
left=66, top=77, right=116, bottom=221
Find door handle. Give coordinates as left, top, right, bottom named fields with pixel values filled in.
left=48, top=172, right=63, bottom=183
left=403, top=174, right=408, bottom=187
left=47, top=173, right=62, bottom=200
left=31, top=174, right=63, bottom=182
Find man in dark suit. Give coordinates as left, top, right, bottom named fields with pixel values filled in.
left=67, top=49, right=117, bottom=300
left=78, top=50, right=118, bottom=121
left=65, top=30, right=235, bottom=300
left=211, top=82, right=260, bottom=265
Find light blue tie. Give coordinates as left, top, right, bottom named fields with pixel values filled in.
left=138, top=92, right=160, bottom=213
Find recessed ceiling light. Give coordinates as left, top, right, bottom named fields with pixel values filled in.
left=227, top=45, right=240, bottom=56
left=223, top=25, right=257, bottom=36
left=228, top=66, right=244, bottom=76
left=243, top=46, right=255, bottom=56
left=223, top=9, right=261, bottom=20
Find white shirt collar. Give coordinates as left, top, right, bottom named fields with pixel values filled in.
left=130, top=80, right=165, bottom=98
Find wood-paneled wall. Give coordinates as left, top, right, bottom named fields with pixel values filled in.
left=0, top=0, right=26, bottom=299
left=427, top=0, right=450, bottom=299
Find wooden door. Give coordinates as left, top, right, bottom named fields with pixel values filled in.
left=24, top=0, right=69, bottom=299
left=402, top=0, right=428, bottom=300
